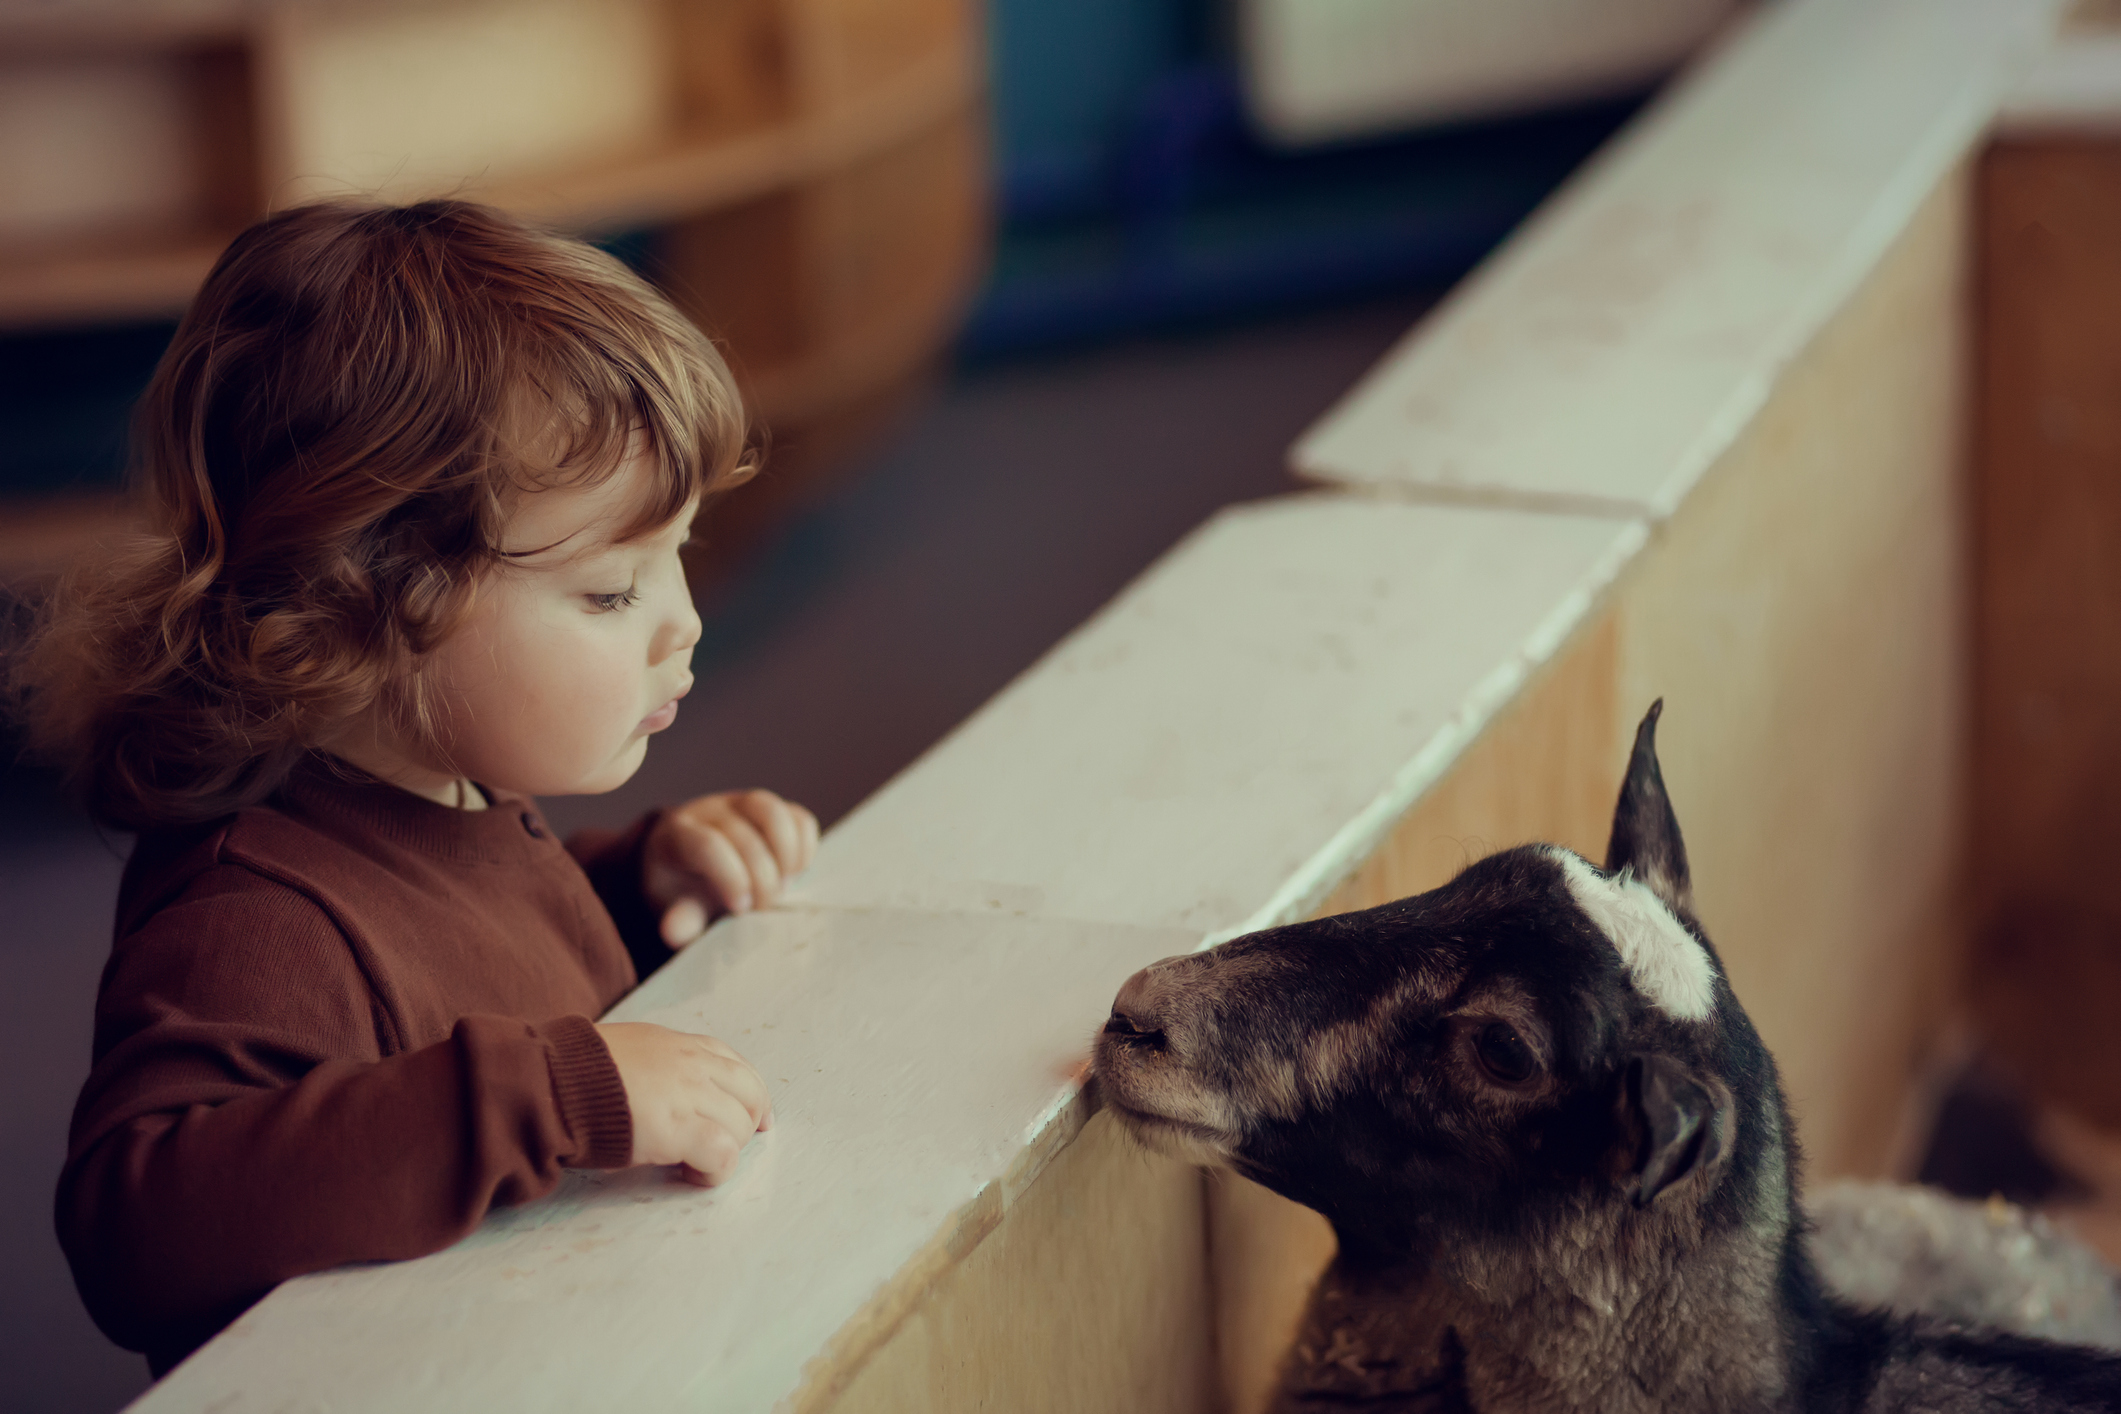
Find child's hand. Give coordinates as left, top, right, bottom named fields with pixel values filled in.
left=595, top=1022, right=772, bottom=1185
left=644, top=790, right=820, bottom=946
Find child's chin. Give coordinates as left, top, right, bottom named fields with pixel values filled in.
left=550, top=739, right=651, bottom=796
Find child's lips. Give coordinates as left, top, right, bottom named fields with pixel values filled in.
left=640, top=683, right=691, bottom=734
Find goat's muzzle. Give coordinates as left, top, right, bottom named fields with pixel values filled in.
left=1092, top=955, right=1249, bottom=1165
left=1103, top=959, right=1184, bottom=1052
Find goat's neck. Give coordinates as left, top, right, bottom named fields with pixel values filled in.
left=1450, top=1213, right=1800, bottom=1414
left=1278, top=1216, right=1804, bottom=1414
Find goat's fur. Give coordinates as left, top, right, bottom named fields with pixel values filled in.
left=1093, top=702, right=2121, bottom=1412
left=1807, top=1182, right=2121, bottom=1352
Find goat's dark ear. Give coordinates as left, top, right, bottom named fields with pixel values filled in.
left=1624, top=1052, right=1731, bottom=1208
left=1605, top=700, right=1692, bottom=913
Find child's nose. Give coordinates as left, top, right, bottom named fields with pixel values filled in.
left=656, top=593, right=703, bottom=662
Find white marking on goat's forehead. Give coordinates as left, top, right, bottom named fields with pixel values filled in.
left=1547, top=848, right=1716, bottom=1021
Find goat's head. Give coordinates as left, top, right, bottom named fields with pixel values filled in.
left=1094, top=702, right=1790, bottom=1267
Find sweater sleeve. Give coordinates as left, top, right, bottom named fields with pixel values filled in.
left=566, top=810, right=674, bottom=981
left=58, top=865, right=633, bottom=1364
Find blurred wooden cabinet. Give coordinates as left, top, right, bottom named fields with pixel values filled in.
left=0, top=0, right=988, bottom=517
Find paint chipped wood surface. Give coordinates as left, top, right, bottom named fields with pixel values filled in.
left=794, top=497, right=1645, bottom=940
left=2000, top=0, right=2121, bottom=135
left=1289, top=0, right=2063, bottom=519
left=818, top=1113, right=1217, bottom=1414
left=134, top=909, right=1196, bottom=1411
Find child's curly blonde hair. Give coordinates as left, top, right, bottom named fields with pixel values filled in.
left=12, top=199, right=752, bottom=829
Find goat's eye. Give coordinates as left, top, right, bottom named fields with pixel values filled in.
left=1474, top=1022, right=1539, bottom=1085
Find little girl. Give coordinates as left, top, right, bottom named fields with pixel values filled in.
left=12, top=200, right=819, bottom=1375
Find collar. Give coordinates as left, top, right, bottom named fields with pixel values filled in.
left=276, top=754, right=557, bottom=865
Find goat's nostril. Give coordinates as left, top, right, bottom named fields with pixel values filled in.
left=1108, top=964, right=1180, bottom=1052
left=1103, top=1010, right=1168, bottom=1050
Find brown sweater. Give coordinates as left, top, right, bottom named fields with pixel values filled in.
left=58, top=759, right=673, bottom=1373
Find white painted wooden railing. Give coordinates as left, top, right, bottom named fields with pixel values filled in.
left=131, top=0, right=2076, bottom=1408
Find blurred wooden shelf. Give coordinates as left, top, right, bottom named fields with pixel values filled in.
left=0, top=0, right=992, bottom=544
left=0, top=32, right=981, bottom=329
left=0, top=492, right=136, bottom=588
left=487, top=38, right=981, bottom=235
left=0, top=0, right=250, bottom=48
left=0, top=230, right=232, bottom=328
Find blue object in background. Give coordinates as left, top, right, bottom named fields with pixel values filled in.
left=967, top=0, right=1649, bottom=355
left=987, top=0, right=1214, bottom=223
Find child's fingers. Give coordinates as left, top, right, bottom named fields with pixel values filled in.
left=795, top=804, right=820, bottom=869
left=675, top=1126, right=746, bottom=1186
left=660, top=896, right=709, bottom=947
left=710, top=813, right=784, bottom=905
left=734, top=791, right=815, bottom=879
left=674, top=1080, right=769, bottom=1185
left=672, top=818, right=756, bottom=913
left=689, top=1081, right=764, bottom=1148
left=697, top=1050, right=771, bottom=1128
left=692, top=1033, right=745, bottom=1062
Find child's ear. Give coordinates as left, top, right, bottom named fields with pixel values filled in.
left=1622, top=1052, right=1733, bottom=1209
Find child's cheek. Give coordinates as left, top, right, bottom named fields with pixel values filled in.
left=517, top=626, right=644, bottom=752
left=441, top=610, right=648, bottom=789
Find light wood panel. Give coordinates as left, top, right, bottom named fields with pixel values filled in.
left=1618, top=167, right=1970, bottom=1185
left=783, top=176, right=1973, bottom=1407
left=1316, top=612, right=1622, bottom=918
left=808, top=1112, right=1219, bottom=1414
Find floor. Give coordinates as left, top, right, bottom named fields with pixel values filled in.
left=0, top=292, right=1433, bottom=1414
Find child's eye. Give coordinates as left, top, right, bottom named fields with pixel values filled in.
left=587, top=586, right=641, bottom=612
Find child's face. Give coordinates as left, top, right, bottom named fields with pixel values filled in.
left=427, top=455, right=702, bottom=797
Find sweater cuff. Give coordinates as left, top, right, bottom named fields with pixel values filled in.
left=539, top=1014, right=633, bottom=1169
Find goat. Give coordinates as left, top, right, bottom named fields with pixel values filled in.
left=1093, top=703, right=2121, bottom=1412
